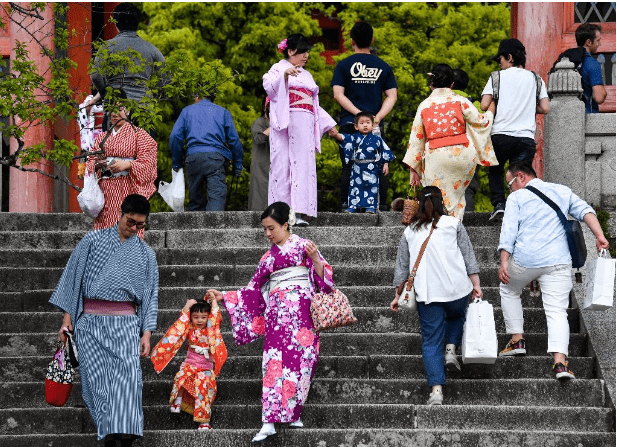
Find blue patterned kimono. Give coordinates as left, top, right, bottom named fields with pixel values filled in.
left=49, top=226, right=159, bottom=440
left=340, top=132, right=396, bottom=211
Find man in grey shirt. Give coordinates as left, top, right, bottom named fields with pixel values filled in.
left=90, top=3, right=165, bottom=103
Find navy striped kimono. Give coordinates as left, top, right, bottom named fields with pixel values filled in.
left=49, top=226, right=159, bottom=440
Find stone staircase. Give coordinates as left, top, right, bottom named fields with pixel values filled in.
left=0, top=211, right=614, bottom=447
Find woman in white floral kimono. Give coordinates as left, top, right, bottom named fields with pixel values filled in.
left=403, top=64, right=498, bottom=220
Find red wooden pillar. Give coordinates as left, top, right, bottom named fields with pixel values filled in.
left=511, top=2, right=565, bottom=180
left=65, top=2, right=93, bottom=212
left=8, top=2, right=55, bottom=212
left=104, top=2, right=120, bottom=40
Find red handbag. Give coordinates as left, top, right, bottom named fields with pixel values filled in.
left=45, top=341, right=74, bottom=407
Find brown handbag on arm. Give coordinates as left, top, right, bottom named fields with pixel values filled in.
left=401, top=186, right=420, bottom=226
left=396, top=224, right=435, bottom=311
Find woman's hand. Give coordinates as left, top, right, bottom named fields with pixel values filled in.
left=108, top=159, right=131, bottom=174
left=284, top=65, right=301, bottom=79
left=58, top=313, right=73, bottom=342
left=140, top=331, right=151, bottom=357
left=306, top=240, right=320, bottom=263
left=471, top=284, right=483, bottom=300
left=182, top=298, right=198, bottom=313
left=207, top=289, right=224, bottom=302
left=383, top=163, right=389, bottom=176
left=93, top=154, right=107, bottom=172
left=409, top=169, right=421, bottom=188
left=390, top=293, right=400, bottom=312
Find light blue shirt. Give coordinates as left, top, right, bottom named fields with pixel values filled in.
left=498, top=178, right=595, bottom=268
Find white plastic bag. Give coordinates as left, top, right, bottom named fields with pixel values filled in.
left=77, top=172, right=104, bottom=219
left=462, top=298, right=498, bottom=364
left=583, top=249, right=616, bottom=311
left=158, top=168, right=185, bottom=212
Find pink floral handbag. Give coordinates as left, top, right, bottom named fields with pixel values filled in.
left=310, top=289, right=357, bottom=331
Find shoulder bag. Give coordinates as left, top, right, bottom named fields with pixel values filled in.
left=526, top=185, right=587, bottom=269
left=396, top=225, right=435, bottom=310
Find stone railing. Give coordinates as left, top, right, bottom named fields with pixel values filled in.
left=545, top=57, right=616, bottom=211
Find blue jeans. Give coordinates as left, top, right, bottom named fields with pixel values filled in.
left=416, top=293, right=470, bottom=387
left=185, top=151, right=227, bottom=211
left=488, top=134, right=536, bottom=207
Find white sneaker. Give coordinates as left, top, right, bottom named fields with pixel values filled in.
left=444, top=348, right=461, bottom=372
left=289, top=419, right=304, bottom=428
left=295, top=217, right=309, bottom=227
left=427, top=389, right=443, bottom=405
left=251, top=425, right=276, bottom=443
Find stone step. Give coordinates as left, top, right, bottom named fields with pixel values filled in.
left=0, top=332, right=588, bottom=359
left=3, top=379, right=607, bottom=409
left=1, top=429, right=613, bottom=447
left=1, top=355, right=594, bottom=383
left=0, top=245, right=504, bottom=268
left=0, top=263, right=524, bottom=291
left=0, top=306, right=580, bottom=335
left=0, top=211, right=499, bottom=232
left=0, top=225, right=501, bottom=250
left=0, top=285, right=549, bottom=313
left=1, top=404, right=613, bottom=435
left=0, top=244, right=499, bottom=267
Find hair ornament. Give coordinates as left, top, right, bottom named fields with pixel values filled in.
left=427, top=72, right=434, bottom=77
left=288, top=208, right=296, bottom=227
left=277, top=38, right=288, bottom=53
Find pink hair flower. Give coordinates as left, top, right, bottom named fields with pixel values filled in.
left=277, top=38, right=288, bottom=53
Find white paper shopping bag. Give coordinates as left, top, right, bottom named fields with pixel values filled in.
left=583, top=249, right=616, bottom=311
left=159, top=168, right=185, bottom=212
left=462, top=299, right=498, bottom=364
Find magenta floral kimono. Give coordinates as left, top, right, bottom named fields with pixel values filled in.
left=222, top=234, right=334, bottom=423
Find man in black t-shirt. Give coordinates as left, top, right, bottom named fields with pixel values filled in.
left=332, top=21, right=397, bottom=211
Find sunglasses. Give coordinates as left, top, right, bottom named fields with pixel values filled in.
left=125, top=218, right=146, bottom=229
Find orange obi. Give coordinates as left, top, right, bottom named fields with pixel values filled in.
left=421, top=102, right=469, bottom=149
left=289, top=88, right=314, bottom=113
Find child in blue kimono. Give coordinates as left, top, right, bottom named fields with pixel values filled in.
left=332, top=112, right=396, bottom=213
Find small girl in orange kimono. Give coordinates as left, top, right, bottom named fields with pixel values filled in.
left=151, top=297, right=227, bottom=430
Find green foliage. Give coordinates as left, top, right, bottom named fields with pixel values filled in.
left=141, top=2, right=509, bottom=212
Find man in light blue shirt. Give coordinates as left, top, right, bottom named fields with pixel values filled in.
left=170, top=96, right=244, bottom=211
left=497, top=161, right=608, bottom=379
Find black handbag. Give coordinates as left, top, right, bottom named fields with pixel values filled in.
left=526, top=185, right=587, bottom=269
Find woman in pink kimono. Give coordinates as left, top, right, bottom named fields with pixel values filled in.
left=208, top=201, right=335, bottom=443
left=263, top=34, right=337, bottom=225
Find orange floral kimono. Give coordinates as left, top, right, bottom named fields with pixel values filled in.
left=403, top=88, right=498, bottom=220
left=151, top=306, right=227, bottom=423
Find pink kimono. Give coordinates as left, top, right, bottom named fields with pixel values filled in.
left=263, top=59, right=336, bottom=217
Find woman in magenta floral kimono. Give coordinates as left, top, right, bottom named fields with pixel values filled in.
left=208, top=201, right=334, bottom=443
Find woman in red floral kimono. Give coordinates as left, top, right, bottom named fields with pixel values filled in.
left=208, top=201, right=335, bottom=443
left=151, top=298, right=227, bottom=430
left=86, top=94, right=157, bottom=238
left=403, top=64, right=498, bottom=220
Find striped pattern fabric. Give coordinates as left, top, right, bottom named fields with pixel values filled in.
left=49, top=226, right=159, bottom=440
left=76, top=314, right=143, bottom=439
left=86, top=123, right=157, bottom=238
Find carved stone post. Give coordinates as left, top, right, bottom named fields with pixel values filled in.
left=544, top=58, right=586, bottom=198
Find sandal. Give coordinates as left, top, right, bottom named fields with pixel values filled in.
left=198, top=423, right=211, bottom=431
left=170, top=404, right=181, bottom=413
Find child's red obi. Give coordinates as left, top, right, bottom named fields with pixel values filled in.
left=421, top=102, right=469, bottom=149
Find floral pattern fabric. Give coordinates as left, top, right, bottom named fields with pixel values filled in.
left=151, top=307, right=227, bottom=423
left=340, top=132, right=396, bottom=211
left=403, top=88, right=498, bottom=220
left=222, top=234, right=334, bottom=423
